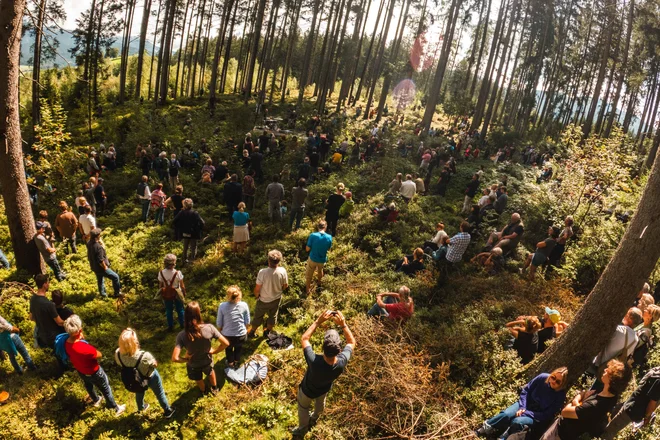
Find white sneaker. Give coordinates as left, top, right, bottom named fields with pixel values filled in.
left=114, top=404, right=126, bottom=417
left=92, top=396, right=104, bottom=407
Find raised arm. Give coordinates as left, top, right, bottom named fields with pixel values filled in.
left=333, top=311, right=356, bottom=349
left=301, top=310, right=332, bottom=349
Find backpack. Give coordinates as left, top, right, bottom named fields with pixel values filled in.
left=118, top=352, right=149, bottom=393
left=169, top=160, right=179, bottom=176
left=633, top=329, right=654, bottom=367
left=159, top=270, right=179, bottom=300
left=136, top=182, right=147, bottom=197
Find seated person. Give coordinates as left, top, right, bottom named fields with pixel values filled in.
left=395, top=248, right=425, bottom=276
left=442, top=221, right=472, bottom=264
left=372, top=202, right=399, bottom=222
left=477, top=194, right=498, bottom=226
left=423, top=222, right=448, bottom=252
left=427, top=235, right=450, bottom=261
left=521, top=226, right=561, bottom=280
left=476, top=368, right=569, bottom=439
left=484, top=213, right=524, bottom=255
left=367, top=286, right=414, bottom=322
left=470, top=247, right=504, bottom=272
left=540, top=360, right=629, bottom=440
left=538, top=307, right=568, bottom=354
left=633, top=304, right=660, bottom=367
left=506, top=316, right=542, bottom=364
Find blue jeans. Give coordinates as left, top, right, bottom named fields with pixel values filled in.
left=289, top=206, right=305, bottom=230
left=154, top=207, right=165, bottom=225
left=164, top=298, right=184, bottom=329
left=367, top=295, right=396, bottom=317
left=95, top=268, right=121, bottom=297
left=7, top=333, right=36, bottom=373
left=79, top=367, right=118, bottom=409
left=46, top=257, right=65, bottom=280
left=485, top=402, right=535, bottom=439
left=141, top=200, right=150, bottom=222
left=136, top=369, right=171, bottom=412
left=0, top=250, right=10, bottom=269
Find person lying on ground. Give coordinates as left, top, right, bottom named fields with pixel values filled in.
left=506, top=316, right=542, bottom=365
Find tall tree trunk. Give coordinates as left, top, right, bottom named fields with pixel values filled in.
left=92, top=0, right=106, bottom=108
left=135, top=0, right=153, bottom=99
left=351, top=0, right=385, bottom=104
left=280, top=0, right=302, bottom=102
left=186, top=0, right=205, bottom=97
left=363, top=0, right=396, bottom=119
left=31, top=0, right=47, bottom=139
left=119, top=0, right=137, bottom=103
left=197, top=0, right=216, bottom=95
left=469, top=0, right=492, bottom=97
left=639, top=81, right=660, bottom=149
left=220, top=0, right=238, bottom=93
left=645, top=124, right=660, bottom=171
left=243, top=0, right=267, bottom=103
left=622, top=90, right=637, bottom=134
left=464, top=0, right=487, bottom=90
left=210, top=0, right=233, bottom=106
left=531, top=145, right=660, bottom=384
left=296, top=0, right=321, bottom=106
left=158, top=0, right=179, bottom=103
left=148, top=0, right=163, bottom=100
left=604, top=0, right=633, bottom=137
left=174, top=0, right=194, bottom=98
left=0, top=0, right=43, bottom=275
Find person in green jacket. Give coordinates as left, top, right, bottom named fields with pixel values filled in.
left=339, top=192, right=354, bottom=218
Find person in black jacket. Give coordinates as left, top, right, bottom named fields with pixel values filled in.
left=462, top=173, right=480, bottom=214
left=173, top=198, right=205, bottom=265
left=223, top=174, right=243, bottom=218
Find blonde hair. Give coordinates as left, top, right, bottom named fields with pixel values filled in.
left=336, top=182, right=345, bottom=192
left=639, top=293, right=655, bottom=312
left=646, top=304, right=660, bottom=323
left=118, top=328, right=140, bottom=355
left=546, top=367, right=569, bottom=389
left=238, top=202, right=246, bottom=211
left=226, top=285, right=242, bottom=302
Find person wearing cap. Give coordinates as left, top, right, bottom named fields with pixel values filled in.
left=538, top=308, right=568, bottom=354
left=86, top=228, right=123, bottom=298
left=35, top=221, right=67, bottom=281
left=248, top=250, right=289, bottom=338
left=293, top=310, right=356, bottom=437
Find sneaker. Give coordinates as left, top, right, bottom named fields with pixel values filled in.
left=114, top=404, right=126, bottom=417
left=291, top=426, right=308, bottom=438
left=474, top=422, right=495, bottom=437
left=209, top=386, right=219, bottom=396
left=247, top=332, right=256, bottom=339
left=163, top=408, right=176, bottom=419
left=91, top=396, right=104, bottom=407
left=140, top=403, right=150, bottom=412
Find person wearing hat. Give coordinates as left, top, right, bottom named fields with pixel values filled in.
left=34, top=221, right=67, bottom=281
left=293, top=310, right=356, bottom=438
left=86, top=228, right=123, bottom=299
left=538, top=307, right=569, bottom=354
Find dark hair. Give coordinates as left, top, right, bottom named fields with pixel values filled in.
left=460, top=221, right=470, bottom=232
left=51, top=289, right=64, bottom=306
left=84, top=205, right=92, bottom=214
left=230, top=174, right=238, bottom=182
left=156, top=183, right=163, bottom=190
left=550, top=226, right=561, bottom=239
left=297, top=178, right=307, bottom=188
left=35, top=274, right=49, bottom=288
left=184, top=301, right=204, bottom=341
left=272, top=174, right=280, bottom=182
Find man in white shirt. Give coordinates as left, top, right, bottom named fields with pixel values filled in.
left=78, top=205, right=97, bottom=242
left=248, top=249, right=289, bottom=338
left=592, top=307, right=643, bottom=374
left=399, top=174, right=417, bottom=202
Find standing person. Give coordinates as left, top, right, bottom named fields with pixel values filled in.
left=399, top=174, right=417, bottom=202
left=83, top=182, right=97, bottom=216
left=242, top=169, right=257, bottom=211
left=216, top=286, right=251, bottom=369
left=324, top=183, right=345, bottom=236
left=63, top=315, right=126, bottom=415
left=223, top=174, right=243, bottom=218
left=201, top=159, right=215, bottom=181
left=172, top=302, right=229, bottom=394
left=29, top=274, right=64, bottom=352
left=140, top=150, right=151, bottom=177
left=158, top=254, right=186, bottom=331
left=137, top=176, right=152, bottom=223
left=292, top=310, right=356, bottom=438
left=55, top=201, right=78, bottom=255
left=298, top=157, right=312, bottom=181
left=231, top=202, right=250, bottom=254
left=251, top=147, right=264, bottom=182
left=78, top=205, right=96, bottom=243
left=168, top=154, right=181, bottom=190
left=150, top=183, right=167, bottom=225
left=462, top=174, right=481, bottom=214
left=266, top=174, right=285, bottom=224
left=0, top=314, right=37, bottom=374
left=155, top=151, right=169, bottom=182
left=37, top=210, right=55, bottom=244
left=35, top=222, right=67, bottom=281
left=93, top=178, right=107, bottom=216
left=164, top=185, right=184, bottom=225
left=173, top=198, right=205, bottom=265
left=475, top=368, right=569, bottom=439
left=290, top=179, right=309, bottom=231
left=87, top=152, right=101, bottom=176
left=601, top=366, right=660, bottom=439
left=115, top=329, right=175, bottom=417
left=248, top=250, right=289, bottom=338
left=305, top=221, right=333, bottom=295
left=86, top=228, right=123, bottom=299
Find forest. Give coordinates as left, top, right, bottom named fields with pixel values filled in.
left=0, top=0, right=660, bottom=438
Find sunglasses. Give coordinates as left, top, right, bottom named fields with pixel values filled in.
left=549, top=375, right=563, bottom=385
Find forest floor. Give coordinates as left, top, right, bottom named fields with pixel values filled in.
left=0, top=95, right=654, bottom=439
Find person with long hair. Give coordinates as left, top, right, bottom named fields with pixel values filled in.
left=216, top=286, right=250, bottom=369
left=172, top=302, right=229, bottom=394
left=506, top=316, right=543, bottom=364
left=476, top=367, right=569, bottom=439
left=115, top=329, right=175, bottom=418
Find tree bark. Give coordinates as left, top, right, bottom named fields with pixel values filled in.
left=469, top=0, right=492, bottom=97
left=158, top=0, right=179, bottom=103
left=243, top=0, right=268, bottom=103
left=135, top=0, right=152, bottom=99
left=0, top=0, right=43, bottom=275
left=604, top=0, right=633, bottom=137
left=119, top=0, right=137, bottom=103
left=296, top=0, right=321, bottom=106
left=31, top=0, right=47, bottom=138
left=531, top=140, right=660, bottom=384
left=174, top=0, right=194, bottom=98
left=220, top=0, right=238, bottom=93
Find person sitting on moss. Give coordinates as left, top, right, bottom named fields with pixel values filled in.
left=521, top=226, right=561, bottom=281
left=395, top=248, right=425, bottom=276
left=367, top=286, right=414, bottom=322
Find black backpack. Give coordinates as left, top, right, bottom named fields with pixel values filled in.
left=633, top=330, right=655, bottom=367
left=118, top=352, right=149, bottom=393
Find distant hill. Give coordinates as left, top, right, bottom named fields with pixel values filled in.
left=20, top=28, right=156, bottom=68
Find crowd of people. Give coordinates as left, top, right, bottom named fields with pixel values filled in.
left=1, top=105, right=659, bottom=440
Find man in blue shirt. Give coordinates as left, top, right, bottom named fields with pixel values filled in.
left=305, top=220, right=333, bottom=294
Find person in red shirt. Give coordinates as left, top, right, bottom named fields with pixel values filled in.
left=367, top=286, right=414, bottom=322
left=63, top=315, right=125, bottom=416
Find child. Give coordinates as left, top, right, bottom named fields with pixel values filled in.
left=280, top=200, right=288, bottom=218
left=339, top=191, right=354, bottom=217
